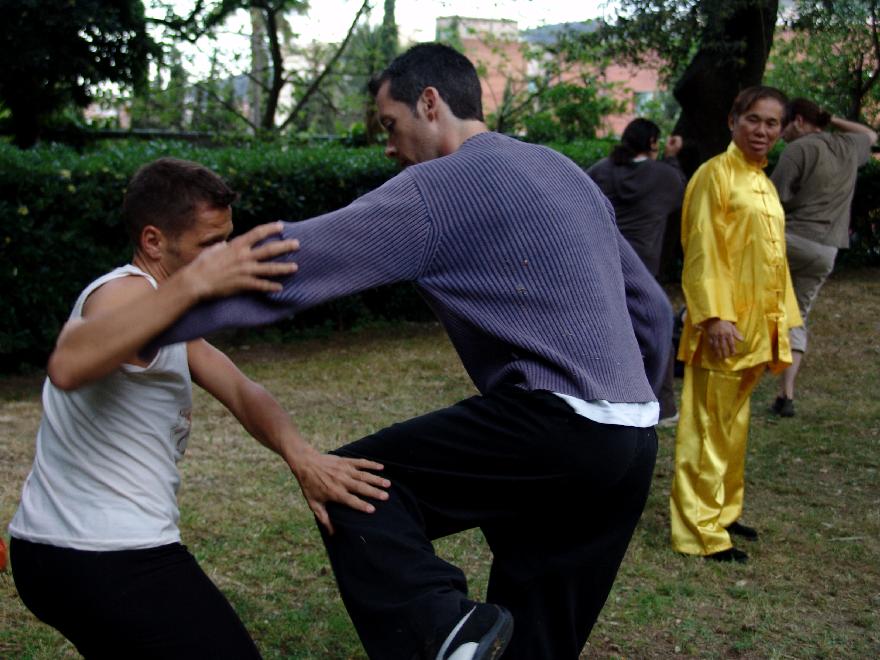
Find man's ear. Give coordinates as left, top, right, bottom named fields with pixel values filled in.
left=140, top=225, right=165, bottom=261
left=419, top=86, right=441, bottom=121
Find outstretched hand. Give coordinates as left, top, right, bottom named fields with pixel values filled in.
left=184, top=221, right=299, bottom=300
left=290, top=446, right=391, bottom=535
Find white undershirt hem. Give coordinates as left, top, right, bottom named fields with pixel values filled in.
left=553, top=392, right=659, bottom=427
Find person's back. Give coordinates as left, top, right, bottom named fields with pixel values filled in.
left=408, top=132, right=658, bottom=402
left=586, top=120, right=685, bottom=424
left=160, top=133, right=669, bottom=403
left=587, top=156, right=684, bottom=276
left=774, top=131, right=872, bottom=247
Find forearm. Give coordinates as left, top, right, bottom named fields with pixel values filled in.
left=680, top=271, right=737, bottom=327
left=215, top=371, right=390, bottom=534
left=154, top=173, right=432, bottom=347
left=618, top=228, right=673, bottom=390
left=680, top=230, right=736, bottom=326
left=830, top=116, right=878, bottom=143
left=232, top=380, right=317, bottom=473
left=680, top=169, right=736, bottom=326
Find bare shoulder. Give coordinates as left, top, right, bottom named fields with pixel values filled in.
left=81, top=273, right=154, bottom=319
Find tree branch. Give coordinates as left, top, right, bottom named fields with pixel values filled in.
left=261, top=7, right=287, bottom=130
left=863, top=0, right=880, bottom=98
left=146, top=0, right=211, bottom=44
left=192, top=80, right=258, bottom=132
left=280, top=0, right=371, bottom=131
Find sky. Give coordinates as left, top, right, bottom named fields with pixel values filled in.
left=304, top=1, right=617, bottom=44
left=158, top=1, right=617, bottom=76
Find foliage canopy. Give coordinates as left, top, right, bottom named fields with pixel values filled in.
left=0, top=0, right=156, bottom=148
left=767, top=0, right=880, bottom=121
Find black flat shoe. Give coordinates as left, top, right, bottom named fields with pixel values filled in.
left=726, top=521, right=759, bottom=541
left=705, top=547, right=749, bottom=563
left=770, top=396, right=795, bottom=417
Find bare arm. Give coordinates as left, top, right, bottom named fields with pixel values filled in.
left=830, top=116, right=878, bottom=144
left=187, top=339, right=390, bottom=534
left=48, top=222, right=298, bottom=391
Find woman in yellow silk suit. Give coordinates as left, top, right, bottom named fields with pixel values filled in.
left=670, top=86, right=802, bottom=563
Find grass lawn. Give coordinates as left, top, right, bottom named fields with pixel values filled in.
left=1, top=269, right=878, bottom=659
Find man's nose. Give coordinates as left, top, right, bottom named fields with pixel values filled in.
left=385, top=142, right=396, bottom=159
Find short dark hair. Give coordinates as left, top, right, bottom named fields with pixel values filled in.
left=784, top=97, right=831, bottom=129
left=729, top=85, right=788, bottom=121
left=611, top=118, right=661, bottom=165
left=122, top=158, right=238, bottom=245
left=368, top=43, right=484, bottom=121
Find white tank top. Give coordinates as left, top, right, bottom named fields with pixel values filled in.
left=9, top=265, right=193, bottom=550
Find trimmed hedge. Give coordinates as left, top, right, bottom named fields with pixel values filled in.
left=847, top=158, right=880, bottom=267
left=0, top=140, right=404, bottom=370
left=2, top=138, right=877, bottom=370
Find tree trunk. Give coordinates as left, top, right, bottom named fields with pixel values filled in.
left=659, top=0, right=779, bottom=282
left=261, top=7, right=286, bottom=132
left=380, top=0, right=398, bottom=64
left=365, top=0, right=398, bottom=143
left=672, top=0, right=779, bottom=175
left=250, top=8, right=267, bottom=131
left=280, top=0, right=370, bottom=131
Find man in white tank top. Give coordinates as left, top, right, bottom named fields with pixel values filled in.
left=9, top=158, right=390, bottom=658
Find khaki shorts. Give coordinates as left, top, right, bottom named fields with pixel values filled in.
left=786, top=232, right=837, bottom=353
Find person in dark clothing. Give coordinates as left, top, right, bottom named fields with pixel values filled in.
left=156, top=44, right=672, bottom=660
left=588, top=118, right=686, bottom=426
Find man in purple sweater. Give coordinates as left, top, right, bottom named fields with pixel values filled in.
left=158, top=44, right=671, bottom=660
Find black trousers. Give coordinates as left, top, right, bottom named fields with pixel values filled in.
left=322, top=385, right=658, bottom=660
left=11, top=538, right=261, bottom=659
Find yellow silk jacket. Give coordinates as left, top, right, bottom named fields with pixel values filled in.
left=678, top=143, right=802, bottom=373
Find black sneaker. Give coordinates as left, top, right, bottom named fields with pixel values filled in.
left=435, top=603, right=514, bottom=660
left=770, top=396, right=795, bottom=417
left=705, top=547, right=749, bottom=564
left=726, top=521, right=759, bottom=541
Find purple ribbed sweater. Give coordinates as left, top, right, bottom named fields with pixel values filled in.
left=158, top=132, right=671, bottom=403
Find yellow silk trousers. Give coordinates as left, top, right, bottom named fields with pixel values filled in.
left=669, top=362, right=765, bottom=555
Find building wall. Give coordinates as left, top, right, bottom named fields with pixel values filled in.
left=602, top=63, right=662, bottom=136
left=438, top=17, right=663, bottom=137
